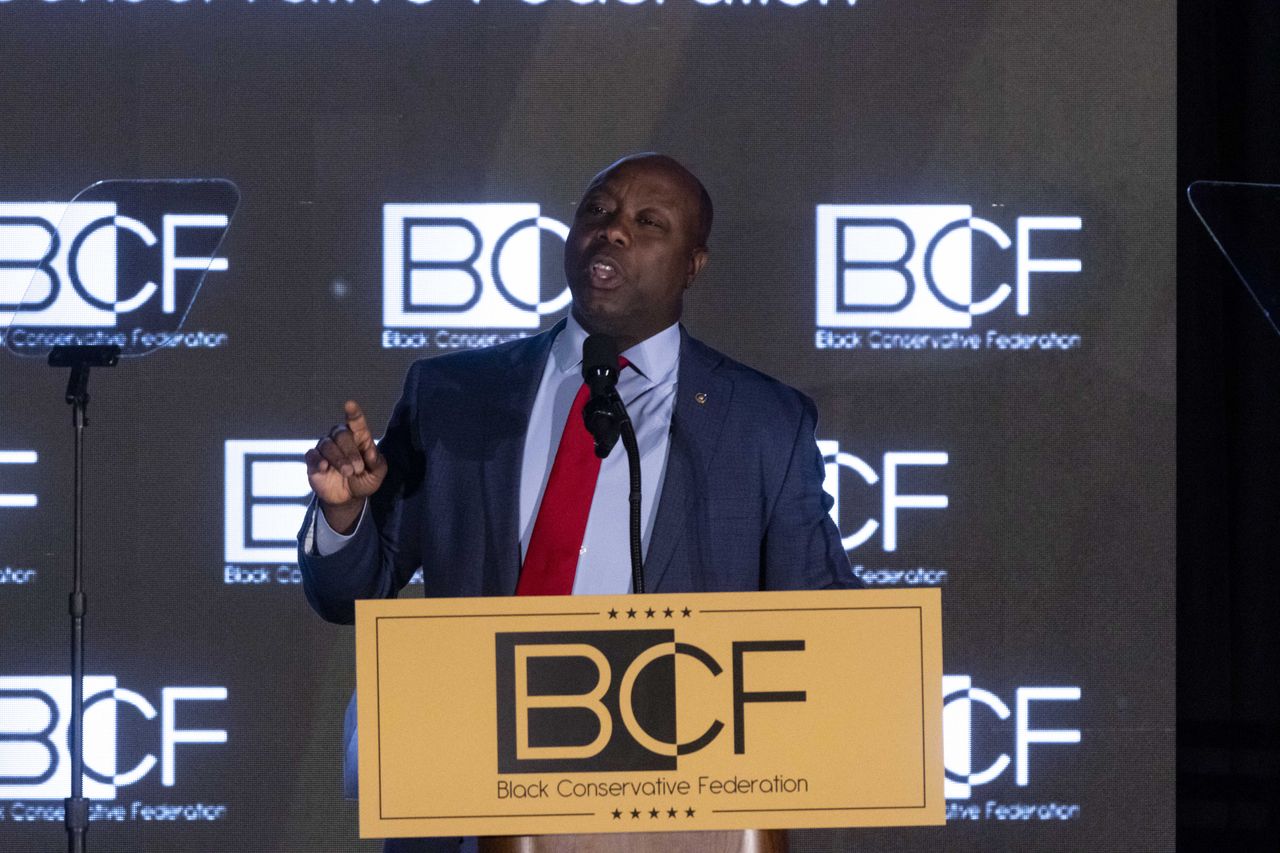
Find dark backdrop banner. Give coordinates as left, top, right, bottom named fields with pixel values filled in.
left=0, top=1, right=1173, bottom=850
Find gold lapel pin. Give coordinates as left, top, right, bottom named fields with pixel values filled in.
left=694, top=392, right=708, bottom=405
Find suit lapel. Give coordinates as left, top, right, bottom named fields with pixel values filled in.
left=644, top=328, right=733, bottom=592
left=483, top=320, right=563, bottom=595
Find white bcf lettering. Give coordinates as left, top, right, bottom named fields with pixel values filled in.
left=0, top=450, right=38, bottom=508
left=819, top=443, right=949, bottom=552
left=1016, top=217, right=1083, bottom=315
left=99, top=688, right=158, bottom=786
left=942, top=677, right=1082, bottom=799
left=0, top=679, right=227, bottom=797
left=943, top=675, right=1013, bottom=800
left=161, top=687, right=228, bottom=787
left=163, top=214, right=230, bottom=314
left=818, top=440, right=880, bottom=550
left=882, top=452, right=949, bottom=552
left=816, top=206, right=1082, bottom=329
left=1015, top=686, right=1082, bottom=786
left=0, top=203, right=230, bottom=326
left=383, top=204, right=571, bottom=329
left=224, top=440, right=315, bottom=565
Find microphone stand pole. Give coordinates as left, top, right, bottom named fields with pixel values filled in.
left=581, top=335, right=645, bottom=594
left=617, top=416, right=644, bottom=595
left=48, top=344, right=120, bottom=853
left=583, top=388, right=645, bottom=593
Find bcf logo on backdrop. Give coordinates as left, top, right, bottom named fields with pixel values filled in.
left=384, top=204, right=573, bottom=329
left=0, top=449, right=38, bottom=509
left=0, top=200, right=230, bottom=329
left=224, top=440, right=314, bottom=565
left=0, top=676, right=227, bottom=800
left=942, top=675, right=1081, bottom=800
left=816, top=205, right=1082, bottom=329
left=818, top=440, right=948, bottom=552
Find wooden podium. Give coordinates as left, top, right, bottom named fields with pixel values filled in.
left=478, top=829, right=786, bottom=853
left=355, top=589, right=943, bottom=843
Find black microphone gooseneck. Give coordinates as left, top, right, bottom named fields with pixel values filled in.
left=581, top=335, right=645, bottom=594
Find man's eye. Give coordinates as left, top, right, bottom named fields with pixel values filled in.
left=639, top=216, right=663, bottom=228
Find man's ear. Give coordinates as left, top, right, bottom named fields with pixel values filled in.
left=685, top=247, right=709, bottom=288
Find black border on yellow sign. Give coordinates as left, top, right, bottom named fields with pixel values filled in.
left=373, top=604, right=927, bottom=822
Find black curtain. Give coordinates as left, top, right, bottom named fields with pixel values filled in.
left=1179, top=1, right=1280, bottom=847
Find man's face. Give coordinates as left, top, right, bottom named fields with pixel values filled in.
left=563, top=159, right=708, bottom=350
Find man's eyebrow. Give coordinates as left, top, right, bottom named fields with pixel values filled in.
left=578, top=190, right=612, bottom=207
left=642, top=194, right=691, bottom=216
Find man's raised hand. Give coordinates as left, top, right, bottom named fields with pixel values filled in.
left=305, top=401, right=388, bottom=535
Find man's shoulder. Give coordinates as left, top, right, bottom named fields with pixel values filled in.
left=681, top=330, right=816, bottom=420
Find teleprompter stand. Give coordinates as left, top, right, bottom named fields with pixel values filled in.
left=49, top=344, right=121, bottom=853
left=1, top=178, right=239, bottom=852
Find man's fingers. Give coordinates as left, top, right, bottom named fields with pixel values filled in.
left=344, top=400, right=381, bottom=467
left=360, top=438, right=380, bottom=469
left=304, top=447, right=329, bottom=475
left=345, top=400, right=371, bottom=441
left=317, top=436, right=356, bottom=477
left=310, top=404, right=382, bottom=492
left=328, top=426, right=366, bottom=475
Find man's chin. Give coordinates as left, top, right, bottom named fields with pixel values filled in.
left=570, top=302, right=628, bottom=338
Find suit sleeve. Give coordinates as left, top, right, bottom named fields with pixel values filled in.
left=762, top=394, right=863, bottom=590
left=298, top=361, right=428, bottom=624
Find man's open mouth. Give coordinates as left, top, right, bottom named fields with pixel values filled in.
left=588, top=255, right=623, bottom=285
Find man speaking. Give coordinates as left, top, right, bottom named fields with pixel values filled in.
left=298, top=154, right=856, bottom=848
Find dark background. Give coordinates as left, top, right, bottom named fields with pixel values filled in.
left=1179, top=0, right=1280, bottom=849
left=0, top=1, right=1174, bottom=850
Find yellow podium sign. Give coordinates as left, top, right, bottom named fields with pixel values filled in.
left=356, top=588, right=943, bottom=838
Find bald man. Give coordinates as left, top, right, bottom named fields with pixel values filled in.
left=299, top=154, right=856, bottom=852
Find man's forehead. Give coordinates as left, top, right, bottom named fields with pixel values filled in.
left=584, top=159, right=700, bottom=208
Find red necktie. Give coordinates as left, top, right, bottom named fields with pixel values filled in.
left=516, top=359, right=628, bottom=596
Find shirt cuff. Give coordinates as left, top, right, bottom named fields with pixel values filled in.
left=314, top=501, right=367, bottom=556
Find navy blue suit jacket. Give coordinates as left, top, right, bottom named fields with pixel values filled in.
left=298, top=323, right=856, bottom=851
left=299, top=322, right=855, bottom=622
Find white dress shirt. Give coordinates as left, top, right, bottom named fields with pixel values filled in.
left=316, top=314, right=680, bottom=594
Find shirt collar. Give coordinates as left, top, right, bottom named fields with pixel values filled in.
left=552, top=314, right=681, bottom=383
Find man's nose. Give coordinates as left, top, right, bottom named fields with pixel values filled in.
left=599, top=215, right=630, bottom=247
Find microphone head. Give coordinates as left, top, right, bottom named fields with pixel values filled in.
left=582, top=334, right=619, bottom=394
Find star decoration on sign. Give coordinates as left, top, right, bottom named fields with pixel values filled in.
left=645, top=608, right=656, bottom=618
left=631, top=808, right=640, bottom=819
left=612, top=809, right=622, bottom=820
left=627, top=608, right=637, bottom=619
left=663, top=608, right=674, bottom=618
left=681, top=607, right=692, bottom=617
left=667, top=807, right=678, bottom=818
left=686, top=807, right=696, bottom=817
left=649, top=808, right=660, bottom=819
left=608, top=609, right=618, bottom=619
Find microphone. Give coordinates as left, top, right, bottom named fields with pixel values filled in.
left=582, top=334, right=619, bottom=397
left=580, top=333, right=646, bottom=594
left=582, top=335, right=622, bottom=458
